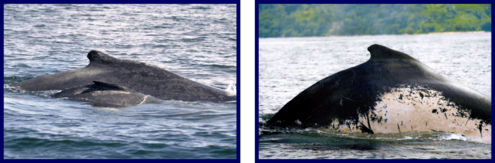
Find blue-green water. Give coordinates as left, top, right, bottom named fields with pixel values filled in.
left=4, top=4, right=237, bottom=159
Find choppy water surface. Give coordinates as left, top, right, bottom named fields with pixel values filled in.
left=4, top=4, right=237, bottom=159
left=258, top=32, right=491, bottom=159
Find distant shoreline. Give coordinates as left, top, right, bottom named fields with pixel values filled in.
left=260, top=31, right=491, bottom=38
left=427, top=31, right=488, bottom=35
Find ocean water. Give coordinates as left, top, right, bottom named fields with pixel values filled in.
left=4, top=4, right=237, bottom=159
left=258, top=32, right=491, bottom=159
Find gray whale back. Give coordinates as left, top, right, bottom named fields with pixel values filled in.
left=12, top=50, right=235, bottom=103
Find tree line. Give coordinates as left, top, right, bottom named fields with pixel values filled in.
left=259, top=4, right=491, bottom=37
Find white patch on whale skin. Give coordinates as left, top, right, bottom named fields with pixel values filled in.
left=329, top=86, right=491, bottom=143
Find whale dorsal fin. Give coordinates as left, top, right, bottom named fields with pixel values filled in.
left=367, top=44, right=417, bottom=61
left=92, top=81, right=126, bottom=90
left=87, top=50, right=119, bottom=65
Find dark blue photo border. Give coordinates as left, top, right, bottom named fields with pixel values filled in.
left=255, top=0, right=493, bottom=162
left=1, top=0, right=241, bottom=162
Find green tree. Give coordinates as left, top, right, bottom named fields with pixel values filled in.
left=259, top=4, right=491, bottom=37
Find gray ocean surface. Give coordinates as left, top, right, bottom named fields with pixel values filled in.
left=258, top=32, right=491, bottom=159
left=4, top=4, right=237, bottom=159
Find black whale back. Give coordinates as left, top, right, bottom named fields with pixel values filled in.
left=267, top=44, right=491, bottom=127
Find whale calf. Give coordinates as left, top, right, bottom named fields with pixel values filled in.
left=267, top=44, right=491, bottom=143
left=52, top=81, right=161, bottom=107
left=12, top=50, right=236, bottom=106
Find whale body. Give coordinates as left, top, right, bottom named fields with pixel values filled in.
left=52, top=81, right=162, bottom=107
left=267, top=44, right=491, bottom=143
left=12, top=50, right=235, bottom=106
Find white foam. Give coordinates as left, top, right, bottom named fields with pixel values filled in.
left=225, top=82, right=236, bottom=96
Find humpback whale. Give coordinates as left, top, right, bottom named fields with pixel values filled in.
left=12, top=50, right=235, bottom=106
left=52, top=81, right=162, bottom=107
left=267, top=44, right=491, bottom=143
